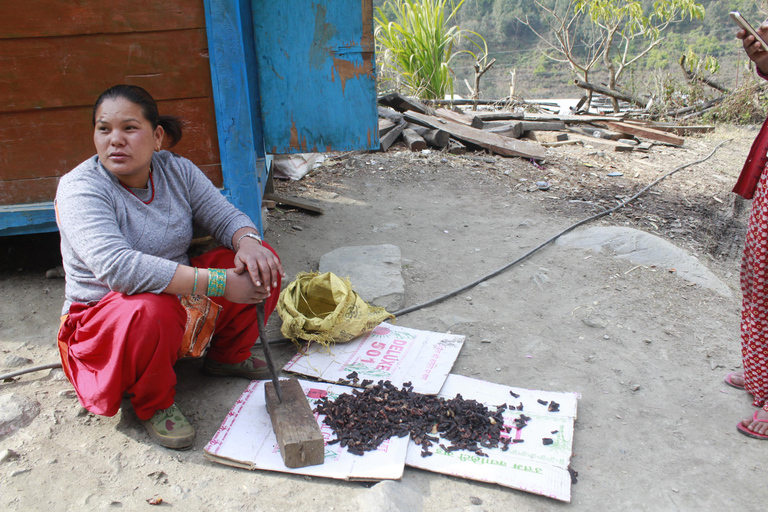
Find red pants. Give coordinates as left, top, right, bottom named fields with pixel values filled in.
left=57, top=245, right=281, bottom=420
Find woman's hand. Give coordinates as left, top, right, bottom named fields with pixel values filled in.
left=738, top=23, right=768, bottom=75
left=233, top=237, right=285, bottom=292
left=223, top=268, right=272, bottom=303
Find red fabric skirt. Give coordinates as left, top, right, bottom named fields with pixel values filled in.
left=57, top=244, right=281, bottom=420
left=741, top=167, right=768, bottom=410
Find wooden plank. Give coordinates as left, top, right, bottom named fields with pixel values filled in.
left=475, top=112, right=524, bottom=121
left=566, top=133, right=634, bottom=152
left=0, top=98, right=222, bottom=185
left=379, top=121, right=406, bottom=151
left=575, top=126, right=625, bottom=140
left=0, top=177, right=59, bottom=206
left=603, top=121, right=684, bottom=146
left=402, top=128, right=427, bottom=151
left=0, top=0, right=205, bottom=39
left=448, top=139, right=466, bottom=154
left=378, top=92, right=432, bottom=115
left=411, top=126, right=449, bottom=148
left=263, top=193, right=324, bottom=214
left=403, top=111, right=546, bottom=159
left=519, top=121, right=566, bottom=132
left=264, top=379, right=324, bottom=469
left=522, top=113, right=625, bottom=123
left=435, top=108, right=483, bottom=128
left=487, top=124, right=523, bottom=139
left=0, top=201, right=57, bottom=236
left=0, top=29, right=212, bottom=112
left=378, top=106, right=404, bottom=124
left=378, top=118, right=397, bottom=136
left=541, top=140, right=581, bottom=148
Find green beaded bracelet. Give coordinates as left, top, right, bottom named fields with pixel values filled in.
left=207, top=268, right=227, bottom=297
left=192, top=267, right=199, bottom=295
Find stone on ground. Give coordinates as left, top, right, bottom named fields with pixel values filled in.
left=0, top=393, right=40, bottom=440
left=319, top=244, right=405, bottom=312
left=356, top=480, right=423, bottom=512
left=556, top=227, right=732, bottom=297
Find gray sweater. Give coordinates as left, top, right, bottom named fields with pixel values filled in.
left=56, top=151, right=256, bottom=314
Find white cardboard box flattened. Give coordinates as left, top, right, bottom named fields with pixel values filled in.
left=404, top=374, right=579, bottom=502
left=282, top=322, right=464, bottom=395
left=204, top=379, right=409, bottom=481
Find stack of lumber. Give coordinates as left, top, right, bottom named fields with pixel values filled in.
left=377, top=93, right=714, bottom=156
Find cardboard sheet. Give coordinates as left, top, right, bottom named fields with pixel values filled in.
left=404, top=374, right=579, bottom=502
left=282, top=322, right=464, bottom=395
left=204, top=379, right=409, bottom=481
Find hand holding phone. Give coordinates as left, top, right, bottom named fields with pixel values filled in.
left=731, top=11, right=768, bottom=50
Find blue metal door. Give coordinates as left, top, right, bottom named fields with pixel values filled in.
left=204, top=0, right=377, bottom=233
left=251, top=0, right=378, bottom=154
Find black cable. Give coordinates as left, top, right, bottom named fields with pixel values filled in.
left=0, top=139, right=731, bottom=382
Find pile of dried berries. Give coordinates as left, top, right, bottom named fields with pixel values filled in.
left=314, top=380, right=510, bottom=457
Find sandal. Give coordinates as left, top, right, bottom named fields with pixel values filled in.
left=724, top=372, right=745, bottom=390
left=737, top=411, right=768, bottom=440
left=201, top=353, right=270, bottom=380
left=142, top=403, right=195, bottom=449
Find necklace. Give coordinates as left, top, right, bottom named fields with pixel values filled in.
left=120, top=167, right=155, bottom=205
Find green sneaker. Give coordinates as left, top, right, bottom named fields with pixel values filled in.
left=142, top=403, right=195, bottom=450
left=201, top=354, right=270, bottom=380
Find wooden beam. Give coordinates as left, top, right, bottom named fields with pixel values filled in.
left=379, top=120, right=406, bottom=151
left=475, top=112, right=524, bottom=121
left=411, top=125, right=450, bottom=148
left=378, top=106, right=404, bottom=124
left=448, top=139, right=466, bottom=154
left=486, top=122, right=523, bottom=139
left=520, top=121, right=566, bottom=132
left=378, top=92, right=432, bottom=115
left=403, top=111, right=546, bottom=159
left=603, top=121, right=684, bottom=146
left=566, top=133, right=635, bottom=152
left=402, top=128, right=428, bottom=151
left=378, top=118, right=396, bottom=136
left=434, top=108, right=483, bottom=128
left=263, top=193, right=324, bottom=214
left=265, top=379, right=325, bottom=469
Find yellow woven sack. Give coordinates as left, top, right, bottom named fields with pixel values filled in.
left=277, top=271, right=394, bottom=345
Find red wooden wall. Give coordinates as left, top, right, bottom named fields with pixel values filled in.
left=0, top=0, right=222, bottom=206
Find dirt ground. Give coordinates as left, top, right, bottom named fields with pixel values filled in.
left=1, top=124, right=766, bottom=510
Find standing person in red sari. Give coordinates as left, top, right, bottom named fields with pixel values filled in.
left=731, top=23, right=768, bottom=439
left=55, top=85, right=285, bottom=449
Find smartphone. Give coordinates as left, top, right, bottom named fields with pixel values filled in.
left=731, top=11, right=768, bottom=50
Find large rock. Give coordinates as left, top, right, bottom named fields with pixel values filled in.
left=319, top=244, right=405, bottom=312
left=356, top=480, right=423, bottom=512
left=556, top=227, right=732, bottom=297
left=0, top=393, right=40, bottom=440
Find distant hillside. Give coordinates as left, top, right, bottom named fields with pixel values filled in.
left=373, top=0, right=767, bottom=100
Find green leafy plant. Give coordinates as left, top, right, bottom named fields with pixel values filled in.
left=375, top=0, right=487, bottom=99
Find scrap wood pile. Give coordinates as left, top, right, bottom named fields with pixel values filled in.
left=377, top=92, right=714, bottom=158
